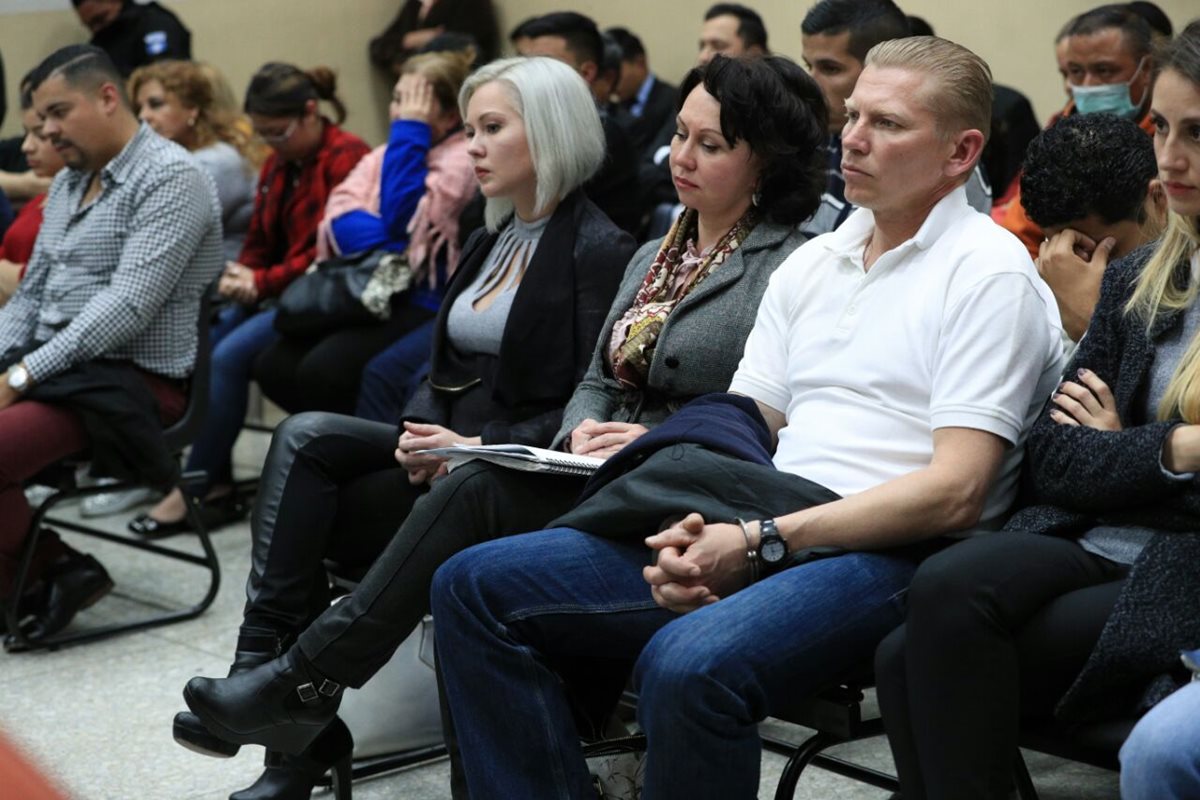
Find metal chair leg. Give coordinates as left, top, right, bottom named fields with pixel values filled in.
left=774, top=731, right=841, bottom=800
left=1013, top=749, right=1039, bottom=800
left=6, top=476, right=221, bottom=652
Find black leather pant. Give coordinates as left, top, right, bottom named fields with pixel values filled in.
left=294, top=457, right=587, bottom=686
left=874, top=532, right=1127, bottom=800
left=243, top=412, right=422, bottom=639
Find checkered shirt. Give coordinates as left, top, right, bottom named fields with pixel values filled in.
left=0, top=124, right=223, bottom=381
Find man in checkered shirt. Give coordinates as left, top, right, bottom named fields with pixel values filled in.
left=0, top=44, right=221, bottom=640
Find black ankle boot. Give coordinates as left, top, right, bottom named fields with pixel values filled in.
left=229, top=717, right=353, bottom=800
left=174, top=627, right=288, bottom=759
left=184, top=648, right=342, bottom=755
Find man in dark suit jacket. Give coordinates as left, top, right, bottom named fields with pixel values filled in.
left=511, top=12, right=643, bottom=235
left=606, top=27, right=679, bottom=159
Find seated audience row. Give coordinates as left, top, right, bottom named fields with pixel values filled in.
left=181, top=35, right=1063, bottom=798
left=1, top=3, right=1196, bottom=799
left=131, top=64, right=372, bottom=536
left=877, top=24, right=1200, bottom=800
left=173, top=54, right=638, bottom=797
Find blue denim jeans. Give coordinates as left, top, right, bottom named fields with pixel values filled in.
left=353, top=318, right=434, bottom=424
left=1120, top=681, right=1200, bottom=800
left=432, top=527, right=919, bottom=800
left=184, top=304, right=279, bottom=490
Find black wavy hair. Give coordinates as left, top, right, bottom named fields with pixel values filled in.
left=1019, top=112, right=1156, bottom=229
left=509, top=11, right=603, bottom=68
left=800, top=0, right=911, bottom=62
left=704, top=4, right=769, bottom=52
left=678, top=55, right=828, bottom=225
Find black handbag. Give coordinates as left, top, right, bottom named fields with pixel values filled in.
left=274, top=249, right=413, bottom=338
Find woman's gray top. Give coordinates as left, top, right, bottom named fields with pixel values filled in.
left=446, top=213, right=549, bottom=356
left=1080, top=284, right=1200, bottom=565
left=192, top=141, right=257, bottom=262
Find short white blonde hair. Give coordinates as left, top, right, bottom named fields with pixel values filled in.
left=459, top=56, right=606, bottom=231
left=865, top=36, right=993, bottom=143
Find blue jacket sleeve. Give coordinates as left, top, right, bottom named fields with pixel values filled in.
left=379, top=119, right=432, bottom=242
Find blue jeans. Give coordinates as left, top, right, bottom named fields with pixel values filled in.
left=354, top=318, right=434, bottom=423
left=432, top=527, right=918, bottom=800
left=184, top=304, right=279, bottom=490
left=1120, top=681, right=1200, bottom=800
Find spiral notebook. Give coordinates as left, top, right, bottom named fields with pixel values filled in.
left=416, top=443, right=604, bottom=477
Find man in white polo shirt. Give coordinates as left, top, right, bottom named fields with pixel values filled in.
left=190, top=37, right=1065, bottom=800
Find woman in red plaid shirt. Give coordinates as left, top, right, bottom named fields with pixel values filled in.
left=131, top=62, right=370, bottom=537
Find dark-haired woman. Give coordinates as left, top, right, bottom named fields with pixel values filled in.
left=131, top=63, right=369, bottom=535
left=874, top=22, right=1200, bottom=800
left=178, top=53, right=830, bottom=792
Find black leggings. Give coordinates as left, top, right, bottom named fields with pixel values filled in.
left=874, top=532, right=1127, bottom=800
left=253, top=303, right=435, bottom=415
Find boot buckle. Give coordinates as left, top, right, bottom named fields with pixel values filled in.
left=296, top=682, right=319, bottom=703
left=318, top=679, right=341, bottom=697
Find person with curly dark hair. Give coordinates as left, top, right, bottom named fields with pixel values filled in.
left=1021, top=112, right=1164, bottom=343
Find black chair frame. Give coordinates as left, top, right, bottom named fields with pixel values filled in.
left=5, top=291, right=221, bottom=651
left=765, top=681, right=900, bottom=799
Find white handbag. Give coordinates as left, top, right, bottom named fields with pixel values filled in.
left=335, top=614, right=444, bottom=758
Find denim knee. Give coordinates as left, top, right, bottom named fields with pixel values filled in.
left=635, top=620, right=749, bottom=723
left=1120, top=687, right=1200, bottom=800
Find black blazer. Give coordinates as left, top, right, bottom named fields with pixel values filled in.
left=402, top=191, right=636, bottom=446
left=1006, top=243, right=1200, bottom=722
left=621, top=76, right=680, bottom=158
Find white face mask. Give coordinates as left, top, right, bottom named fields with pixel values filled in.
left=1069, top=56, right=1148, bottom=118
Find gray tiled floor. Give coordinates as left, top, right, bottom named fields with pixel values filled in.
left=1, top=429, right=1122, bottom=800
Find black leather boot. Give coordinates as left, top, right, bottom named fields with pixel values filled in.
left=174, top=627, right=287, bottom=758
left=184, top=647, right=342, bottom=755
left=230, top=717, right=353, bottom=800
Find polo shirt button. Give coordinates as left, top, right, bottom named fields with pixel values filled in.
left=848, top=304, right=858, bottom=315
left=665, top=356, right=680, bottom=369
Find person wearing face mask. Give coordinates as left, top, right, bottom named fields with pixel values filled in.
left=1000, top=4, right=1159, bottom=258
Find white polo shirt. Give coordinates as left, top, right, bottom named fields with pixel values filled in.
left=729, top=185, right=1066, bottom=524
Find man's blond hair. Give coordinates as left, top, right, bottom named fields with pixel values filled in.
left=865, top=36, right=992, bottom=143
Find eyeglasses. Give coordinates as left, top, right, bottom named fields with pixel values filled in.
left=255, top=117, right=299, bottom=145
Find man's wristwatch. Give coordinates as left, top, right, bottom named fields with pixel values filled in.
left=757, top=518, right=789, bottom=575
left=7, top=364, right=30, bottom=393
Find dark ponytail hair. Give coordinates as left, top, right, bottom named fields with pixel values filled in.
left=244, top=62, right=347, bottom=124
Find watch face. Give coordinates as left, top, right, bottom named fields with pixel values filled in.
left=761, top=537, right=788, bottom=564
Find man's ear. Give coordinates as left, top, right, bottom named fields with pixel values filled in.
left=578, top=60, right=599, bottom=85
left=96, top=80, right=123, bottom=115
left=945, top=128, right=985, bottom=181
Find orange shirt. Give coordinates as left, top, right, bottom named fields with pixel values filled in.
left=999, top=105, right=1156, bottom=258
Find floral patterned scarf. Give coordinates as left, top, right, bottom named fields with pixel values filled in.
left=607, top=207, right=757, bottom=389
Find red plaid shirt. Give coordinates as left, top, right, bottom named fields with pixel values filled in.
left=241, top=120, right=370, bottom=297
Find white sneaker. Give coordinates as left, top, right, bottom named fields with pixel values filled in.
left=79, top=482, right=161, bottom=518
left=23, top=483, right=58, bottom=508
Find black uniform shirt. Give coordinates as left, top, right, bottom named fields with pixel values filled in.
left=91, top=1, right=191, bottom=77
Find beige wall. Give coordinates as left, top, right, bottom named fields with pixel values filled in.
left=2, top=0, right=1196, bottom=141
left=1, top=0, right=402, bottom=141
left=494, top=0, right=1196, bottom=126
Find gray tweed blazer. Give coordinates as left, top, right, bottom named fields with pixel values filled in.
left=552, top=220, right=809, bottom=447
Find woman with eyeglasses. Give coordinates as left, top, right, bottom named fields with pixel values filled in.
left=129, top=63, right=370, bottom=536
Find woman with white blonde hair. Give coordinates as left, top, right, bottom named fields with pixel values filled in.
left=171, top=55, right=635, bottom=797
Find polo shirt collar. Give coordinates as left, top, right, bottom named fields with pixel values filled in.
left=820, top=183, right=972, bottom=260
